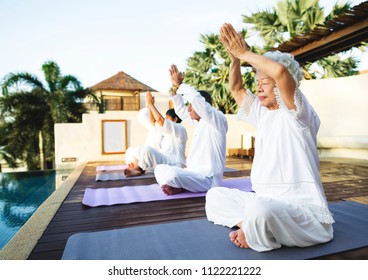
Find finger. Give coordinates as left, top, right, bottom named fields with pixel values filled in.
left=172, top=64, right=178, bottom=73
left=224, top=23, right=238, bottom=40
left=219, top=33, right=230, bottom=47
left=220, top=25, right=231, bottom=39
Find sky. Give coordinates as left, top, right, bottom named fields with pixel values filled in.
left=0, top=0, right=366, bottom=93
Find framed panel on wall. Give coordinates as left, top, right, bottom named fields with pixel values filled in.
left=101, top=120, right=127, bottom=154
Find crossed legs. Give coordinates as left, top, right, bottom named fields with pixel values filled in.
left=155, top=164, right=213, bottom=195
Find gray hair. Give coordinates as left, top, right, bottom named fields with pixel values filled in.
left=260, top=51, right=304, bottom=87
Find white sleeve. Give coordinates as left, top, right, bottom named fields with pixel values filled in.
left=275, top=87, right=318, bottom=129
left=137, top=107, right=154, bottom=130
left=170, top=91, right=192, bottom=124
left=162, top=120, right=188, bottom=144
left=236, top=89, right=260, bottom=127
left=177, top=84, right=228, bottom=132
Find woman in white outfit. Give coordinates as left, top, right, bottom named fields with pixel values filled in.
left=154, top=64, right=228, bottom=195
left=205, top=23, right=334, bottom=252
left=124, top=91, right=187, bottom=177
left=124, top=105, right=163, bottom=166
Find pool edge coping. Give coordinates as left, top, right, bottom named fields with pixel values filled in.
left=0, top=161, right=87, bottom=260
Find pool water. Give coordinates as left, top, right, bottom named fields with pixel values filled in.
left=0, top=170, right=56, bottom=250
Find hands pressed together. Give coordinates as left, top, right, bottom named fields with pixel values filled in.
left=219, top=23, right=249, bottom=60
left=168, top=23, right=248, bottom=91
left=145, top=91, right=154, bottom=106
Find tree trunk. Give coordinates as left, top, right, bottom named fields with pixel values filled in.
left=39, top=130, right=45, bottom=170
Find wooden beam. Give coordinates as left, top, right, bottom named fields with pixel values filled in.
left=291, top=17, right=368, bottom=63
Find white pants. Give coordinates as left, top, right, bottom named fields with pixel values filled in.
left=126, top=146, right=181, bottom=172
left=155, top=165, right=213, bottom=192
left=205, top=187, right=334, bottom=252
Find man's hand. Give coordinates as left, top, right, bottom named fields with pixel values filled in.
left=169, top=64, right=184, bottom=87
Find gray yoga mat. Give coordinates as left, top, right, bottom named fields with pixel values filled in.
left=62, top=201, right=368, bottom=260
left=95, top=170, right=155, bottom=181
left=95, top=166, right=240, bottom=181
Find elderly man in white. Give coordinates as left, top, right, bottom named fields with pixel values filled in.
left=154, top=64, right=228, bottom=195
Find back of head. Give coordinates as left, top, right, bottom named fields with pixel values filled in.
left=166, top=108, right=182, bottom=123
left=263, top=51, right=304, bottom=86
left=198, top=90, right=212, bottom=106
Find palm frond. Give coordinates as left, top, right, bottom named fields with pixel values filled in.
left=2, top=72, right=45, bottom=94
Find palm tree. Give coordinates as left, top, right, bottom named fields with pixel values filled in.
left=184, top=31, right=259, bottom=114
left=0, top=61, right=94, bottom=170
left=0, top=90, right=49, bottom=170
left=184, top=0, right=360, bottom=110
left=242, top=0, right=358, bottom=78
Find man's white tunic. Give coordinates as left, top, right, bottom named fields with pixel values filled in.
left=155, top=84, right=228, bottom=192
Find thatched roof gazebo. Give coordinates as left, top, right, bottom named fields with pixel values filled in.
left=89, top=71, right=157, bottom=111
left=91, top=71, right=157, bottom=92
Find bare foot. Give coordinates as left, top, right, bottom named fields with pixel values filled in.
left=229, top=229, right=250, bottom=249
left=127, top=159, right=139, bottom=170
left=124, top=168, right=143, bottom=177
left=161, top=184, right=185, bottom=195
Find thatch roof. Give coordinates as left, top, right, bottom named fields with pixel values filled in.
left=272, top=1, right=368, bottom=64
left=90, top=71, right=157, bottom=92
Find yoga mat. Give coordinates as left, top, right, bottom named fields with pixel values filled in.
left=95, top=166, right=240, bottom=181
left=83, top=177, right=253, bottom=207
left=95, top=171, right=155, bottom=181
left=96, top=164, right=127, bottom=172
left=62, top=201, right=368, bottom=260
left=96, top=164, right=239, bottom=173
left=224, top=167, right=240, bottom=172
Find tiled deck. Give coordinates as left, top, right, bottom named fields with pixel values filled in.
left=27, top=156, right=368, bottom=260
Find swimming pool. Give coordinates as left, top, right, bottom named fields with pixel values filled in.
left=0, top=170, right=56, bottom=250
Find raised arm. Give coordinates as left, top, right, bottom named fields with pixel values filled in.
left=169, top=64, right=184, bottom=98
left=169, top=64, right=191, bottom=122
left=220, top=29, right=247, bottom=105
left=229, top=55, right=247, bottom=106
left=220, top=23, right=297, bottom=110
left=183, top=85, right=228, bottom=132
left=147, top=95, right=156, bottom=126
left=145, top=91, right=165, bottom=127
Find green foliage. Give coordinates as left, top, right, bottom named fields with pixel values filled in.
left=184, top=31, right=260, bottom=114
left=243, top=0, right=359, bottom=78
left=184, top=0, right=362, bottom=114
left=0, top=61, right=96, bottom=170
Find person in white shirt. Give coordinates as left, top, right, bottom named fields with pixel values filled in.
left=154, top=64, right=228, bottom=195
left=124, top=105, right=162, bottom=167
left=205, top=23, right=334, bottom=252
left=124, top=91, right=187, bottom=177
